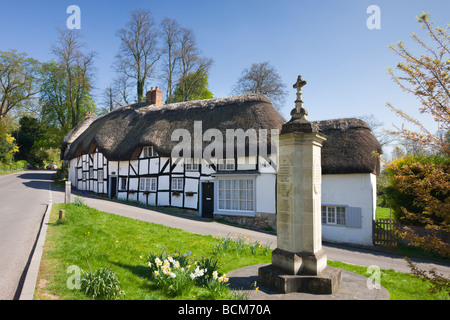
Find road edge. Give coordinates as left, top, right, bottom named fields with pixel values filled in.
left=19, top=202, right=52, bottom=300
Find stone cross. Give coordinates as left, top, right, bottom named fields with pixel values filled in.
left=293, top=76, right=307, bottom=105
left=291, top=76, right=308, bottom=120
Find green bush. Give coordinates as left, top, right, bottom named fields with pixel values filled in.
left=55, top=162, right=68, bottom=181
left=384, top=154, right=450, bottom=225
left=0, top=160, right=27, bottom=173
left=73, top=197, right=86, bottom=207
left=15, top=160, right=27, bottom=169
left=80, top=267, right=125, bottom=300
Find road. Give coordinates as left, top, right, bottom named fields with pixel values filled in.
left=0, top=170, right=52, bottom=300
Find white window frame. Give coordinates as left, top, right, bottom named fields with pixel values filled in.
left=140, top=177, right=157, bottom=191
left=171, top=178, right=184, bottom=191
left=98, top=169, right=104, bottom=181
left=217, top=178, right=255, bottom=212
left=120, top=177, right=127, bottom=191
left=218, top=159, right=235, bottom=171
left=185, top=158, right=200, bottom=172
left=321, top=206, right=346, bottom=226
left=143, top=146, right=157, bottom=158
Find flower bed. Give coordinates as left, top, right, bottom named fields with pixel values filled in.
left=146, top=250, right=230, bottom=298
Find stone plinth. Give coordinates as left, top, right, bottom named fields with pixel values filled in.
left=258, top=264, right=342, bottom=294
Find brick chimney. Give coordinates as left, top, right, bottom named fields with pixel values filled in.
left=146, top=86, right=163, bottom=106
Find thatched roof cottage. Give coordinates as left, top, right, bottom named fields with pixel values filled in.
left=62, top=87, right=381, bottom=246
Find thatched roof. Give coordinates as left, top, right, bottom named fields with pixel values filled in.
left=313, top=118, right=382, bottom=175
left=61, top=113, right=98, bottom=160
left=63, top=94, right=285, bottom=161
left=62, top=95, right=381, bottom=175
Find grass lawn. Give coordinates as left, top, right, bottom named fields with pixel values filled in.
left=376, top=206, right=392, bottom=220
left=35, top=203, right=449, bottom=300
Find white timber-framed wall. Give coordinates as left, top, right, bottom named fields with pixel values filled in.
left=67, top=146, right=278, bottom=223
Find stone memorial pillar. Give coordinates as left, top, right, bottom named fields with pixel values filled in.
left=259, top=76, right=342, bottom=294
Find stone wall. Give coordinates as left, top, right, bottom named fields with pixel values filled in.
left=214, top=212, right=276, bottom=232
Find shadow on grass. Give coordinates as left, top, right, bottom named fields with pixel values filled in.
left=110, top=261, right=150, bottom=280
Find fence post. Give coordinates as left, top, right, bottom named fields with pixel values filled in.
left=65, top=180, right=71, bottom=204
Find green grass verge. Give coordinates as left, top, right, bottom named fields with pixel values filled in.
left=376, top=206, right=392, bottom=220
left=35, top=203, right=448, bottom=300
left=36, top=203, right=272, bottom=300
left=328, top=260, right=448, bottom=300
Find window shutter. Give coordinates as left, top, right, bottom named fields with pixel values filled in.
left=346, top=207, right=362, bottom=228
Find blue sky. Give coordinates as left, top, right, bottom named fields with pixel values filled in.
left=1, top=0, right=449, bottom=155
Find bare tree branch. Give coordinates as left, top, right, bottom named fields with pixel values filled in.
left=232, top=61, right=287, bottom=111
left=115, top=9, right=162, bottom=102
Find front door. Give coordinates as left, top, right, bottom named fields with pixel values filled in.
left=201, top=182, right=214, bottom=219
left=109, top=177, right=117, bottom=199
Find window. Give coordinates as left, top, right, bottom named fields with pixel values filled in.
left=98, top=169, right=104, bottom=181
left=218, top=159, right=235, bottom=171
left=143, top=146, right=157, bottom=158
left=89, top=168, right=94, bottom=179
left=82, top=172, right=87, bottom=181
left=218, top=179, right=254, bottom=212
left=321, top=206, right=346, bottom=225
left=140, top=178, right=157, bottom=191
left=171, top=178, right=184, bottom=191
left=185, top=158, right=200, bottom=171
left=120, top=177, right=127, bottom=191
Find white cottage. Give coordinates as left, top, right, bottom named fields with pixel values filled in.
left=61, top=87, right=381, bottom=246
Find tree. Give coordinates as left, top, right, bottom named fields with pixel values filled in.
left=40, top=61, right=71, bottom=132
left=387, top=12, right=450, bottom=156
left=386, top=12, right=450, bottom=295
left=0, top=50, right=40, bottom=121
left=40, top=59, right=95, bottom=145
left=51, top=30, right=96, bottom=128
left=116, top=9, right=163, bottom=102
left=102, top=75, right=133, bottom=114
left=232, top=61, right=287, bottom=111
left=14, top=116, right=45, bottom=162
left=172, top=70, right=213, bottom=102
left=175, top=27, right=213, bottom=102
left=0, top=123, right=18, bottom=163
left=159, top=18, right=182, bottom=104
left=359, top=114, right=395, bottom=149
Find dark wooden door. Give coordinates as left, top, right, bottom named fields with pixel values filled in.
left=201, top=182, right=214, bottom=219
left=110, top=177, right=117, bottom=199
